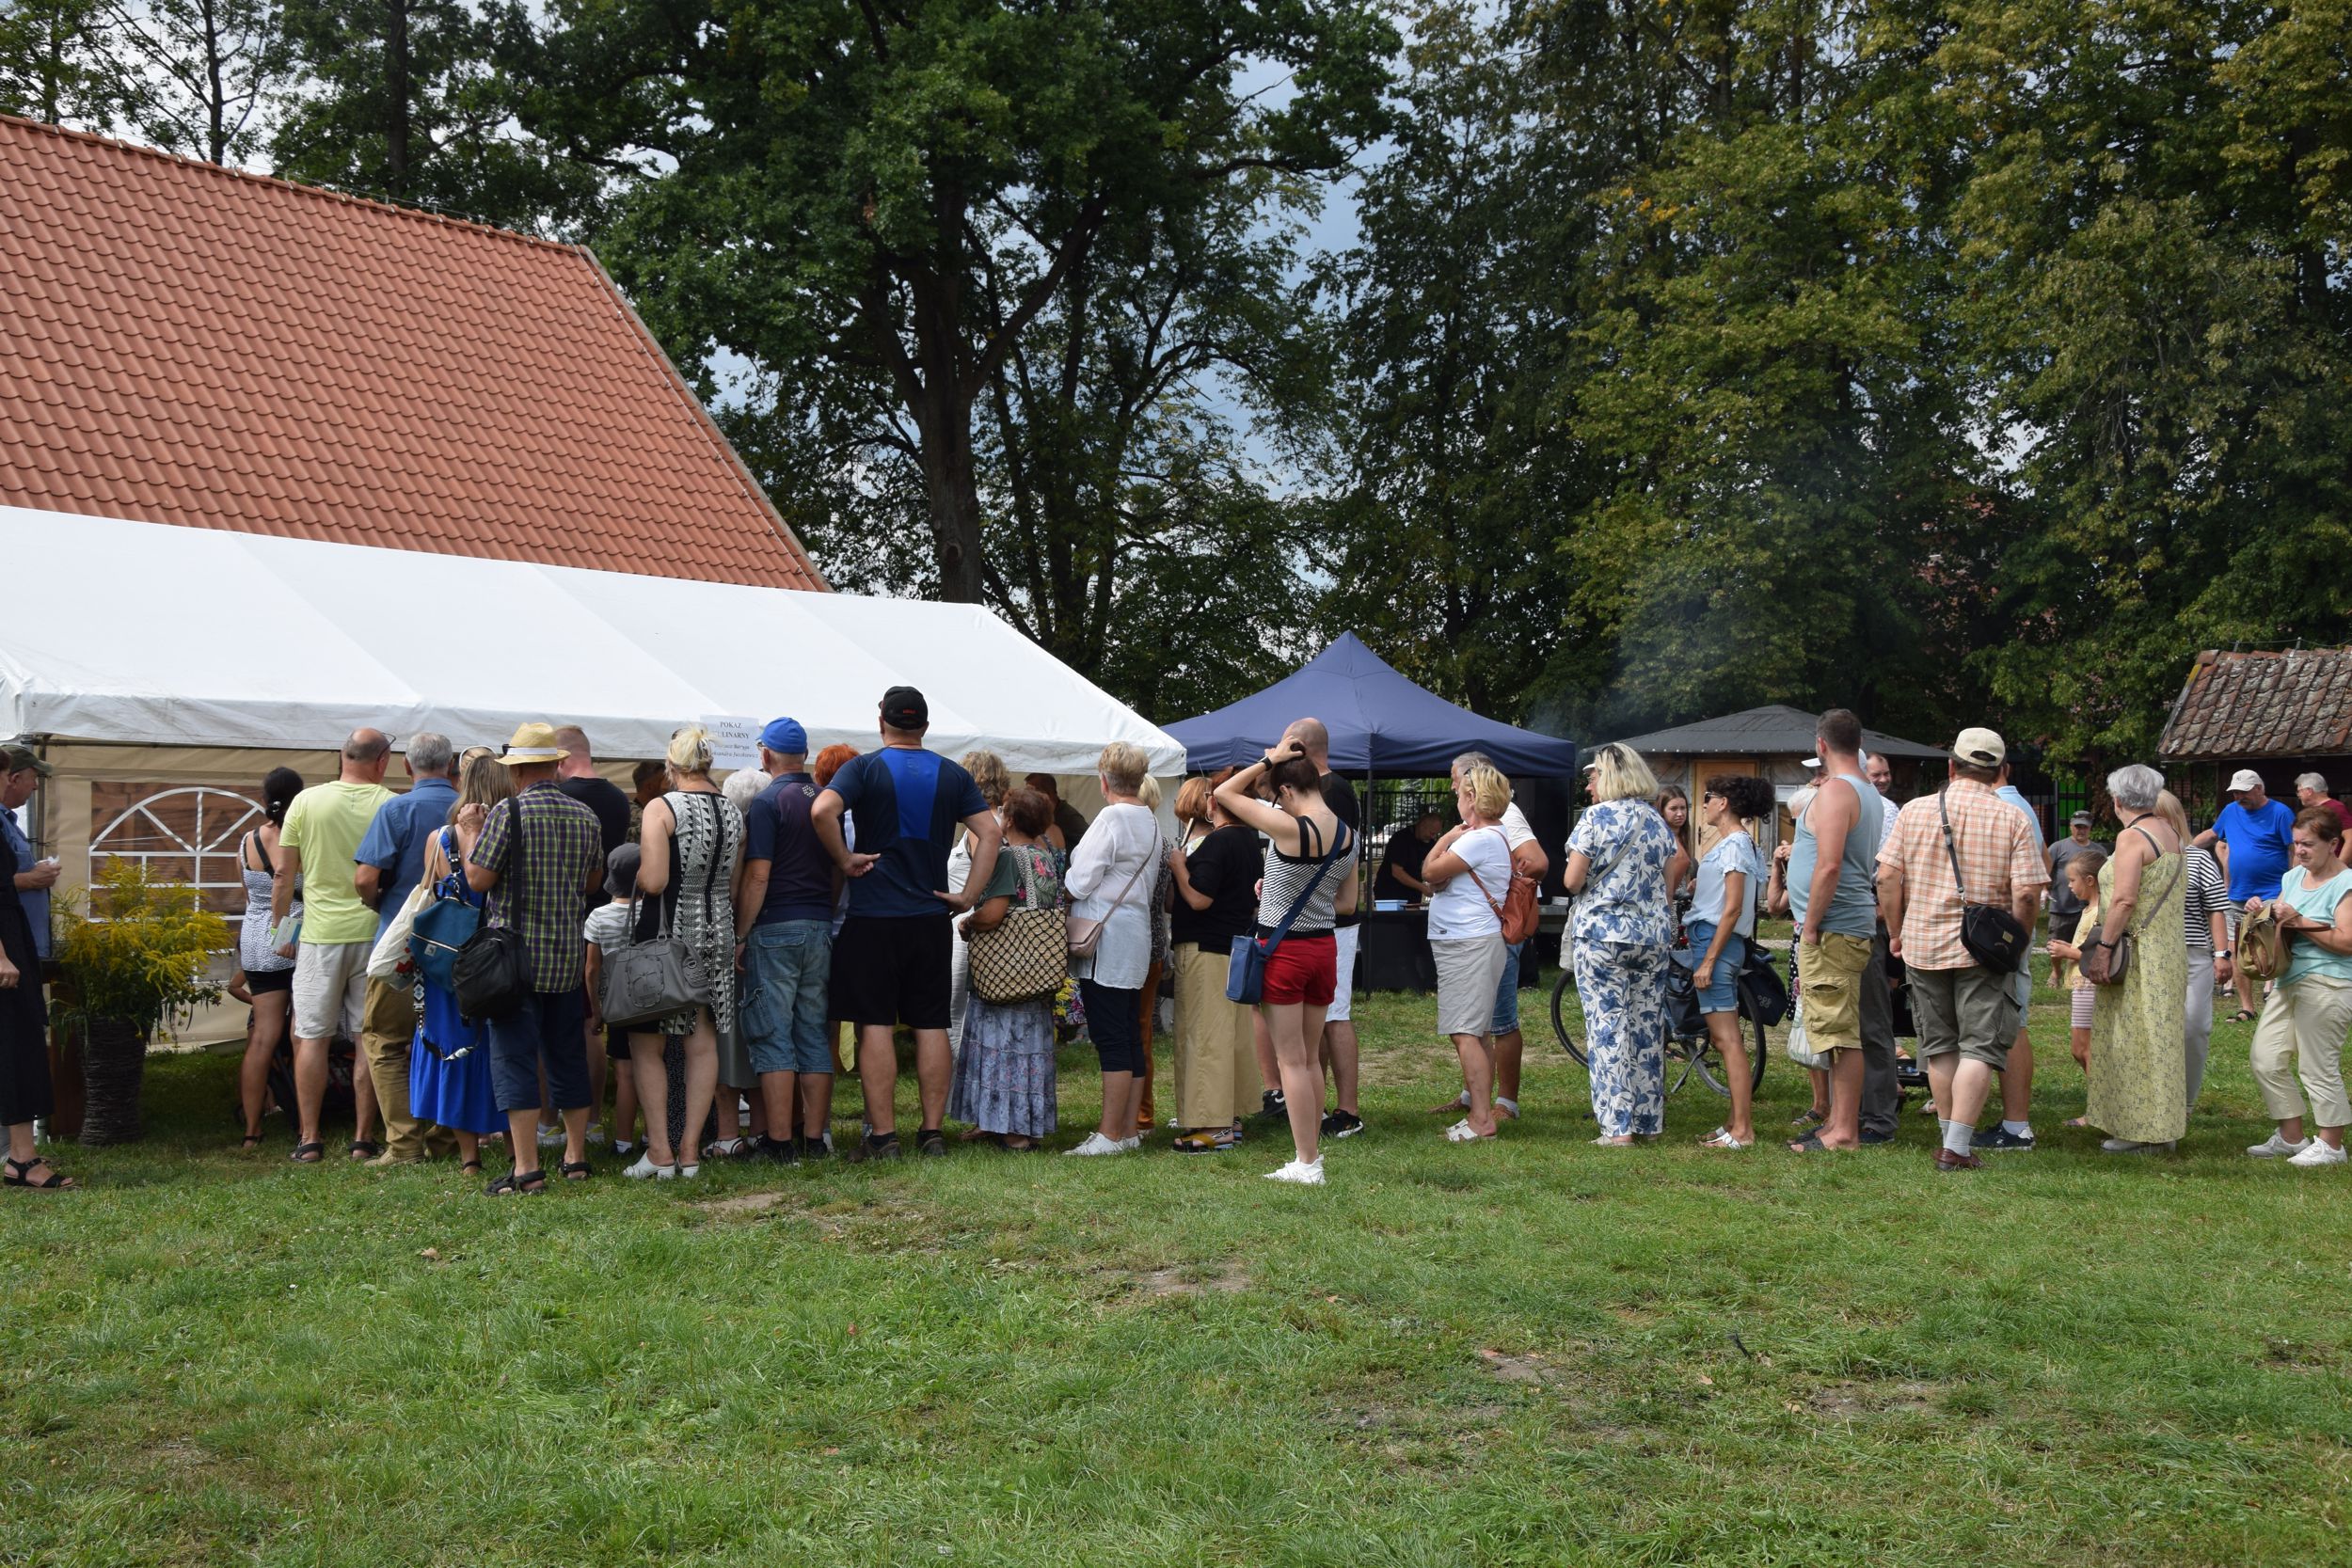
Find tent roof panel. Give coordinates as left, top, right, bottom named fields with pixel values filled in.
left=0, top=505, right=1179, bottom=774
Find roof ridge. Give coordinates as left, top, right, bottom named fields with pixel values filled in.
left=0, top=110, right=580, bottom=258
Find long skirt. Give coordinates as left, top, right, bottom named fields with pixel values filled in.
left=1573, top=938, right=1669, bottom=1137
left=949, top=995, right=1057, bottom=1137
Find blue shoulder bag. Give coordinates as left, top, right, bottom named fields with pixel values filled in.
left=409, top=827, right=483, bottom=995
left=1227, top=820, right=1352, bottom=1005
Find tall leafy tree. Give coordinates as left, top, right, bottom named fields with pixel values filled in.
left=99, top=0, right=291, bottom=165
left=272, top=0, right=596, bottom=229
left=0, top=0, right=124, bottom=128
left=1940, top=0, right=2352, bottom=764
left=527, top=0, right=1393, bottom=652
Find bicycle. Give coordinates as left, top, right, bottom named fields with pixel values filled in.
left=1549, top=946, right=1773, bottom=1098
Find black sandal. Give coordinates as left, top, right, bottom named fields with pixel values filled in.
left=485, top=1169, right=546, bottom=1196
left=559, top=1159, right=592, bottom=1181
left=348, top=1139, right=382, bottom=1161
left=239, top=1133, right=264, bottom=1151
left=1788, top=1130, right=1832, bottom=1154
left=4, top=1156, right=75, bottom=1190
left=290, top=1141, right=324, bottom=1164
left=2230, top=1008, right=2258, bottom=1023
left=460, top=1159, right=484, bottom=1176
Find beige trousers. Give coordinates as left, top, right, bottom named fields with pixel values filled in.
left=2249, top=974, right=2352, bottom=1130
left=1170, top=942, right=1258, bottom=1130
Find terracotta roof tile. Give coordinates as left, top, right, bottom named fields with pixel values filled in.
left=2159, top=649, right=2352, bottom=760
left=0, top=114, right=824, bottom=590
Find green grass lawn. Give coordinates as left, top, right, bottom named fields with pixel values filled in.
left=5, top=974, right=2350, bottom=1567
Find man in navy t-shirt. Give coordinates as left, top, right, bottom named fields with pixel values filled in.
left=813, top=686, right=1002, bottom=1159
left=735, top=717, right=843, bottom=1162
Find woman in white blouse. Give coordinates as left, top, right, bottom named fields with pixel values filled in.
left=1420, top=763, right=1518, bottom=1142
left=1064, top=742, right=1166, bottom=1156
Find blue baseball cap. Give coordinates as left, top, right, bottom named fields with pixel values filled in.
left=759, top=717, right=808, bottom=754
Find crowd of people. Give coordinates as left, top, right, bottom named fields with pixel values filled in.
left=3, top=700, right=2349, bottom=1193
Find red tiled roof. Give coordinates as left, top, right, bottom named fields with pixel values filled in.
left=2159, top=648, right=2352, bottom=760
left=0, top=114, right=825, bottom=590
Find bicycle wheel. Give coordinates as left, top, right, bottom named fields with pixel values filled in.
left=1549, top=966, right=1587, bottom=1067
left=1681, top=1003, right=1772, bottom=1097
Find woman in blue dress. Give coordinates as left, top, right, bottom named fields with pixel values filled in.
left=409, top=756, right=507, bottom=1172
left=1564, top=744, right=1683, bottom=1145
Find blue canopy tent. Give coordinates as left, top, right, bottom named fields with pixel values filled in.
left=1163, top=633, right=1579, bottom=776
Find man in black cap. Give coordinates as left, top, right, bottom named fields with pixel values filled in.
left=812, top=686, right=1003, bottom=1158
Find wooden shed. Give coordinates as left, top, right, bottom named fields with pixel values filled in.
left=1609, top=704, right=1949, bottom=857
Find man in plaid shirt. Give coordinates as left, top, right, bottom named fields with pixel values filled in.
left=466, top=721, right=606, bottom=1194
left=1878, top=727, right=2048, bottom=1171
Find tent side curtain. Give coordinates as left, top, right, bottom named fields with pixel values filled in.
left=0, top=504, right=1184, bottom=776
left=1162, top=633, right=1579, bottom=777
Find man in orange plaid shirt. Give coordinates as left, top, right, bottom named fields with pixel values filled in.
left=1877, top=728, right=2049, bottom=1170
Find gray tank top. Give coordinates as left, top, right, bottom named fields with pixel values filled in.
left=1788, top=770, right=1883, bottom=938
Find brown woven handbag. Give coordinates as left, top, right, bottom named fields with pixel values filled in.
left=968, top=847, right=1070, bottom=1004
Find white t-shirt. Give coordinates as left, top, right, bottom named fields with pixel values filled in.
left=1497, top=801, right=1536, bottom=851
left=1689, top=831, right=1761, bottom=937
left=1428, top=825, right=1514, bottom=941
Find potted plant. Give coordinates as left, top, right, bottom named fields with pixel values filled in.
left=50, top=861, right=230, bottom=1145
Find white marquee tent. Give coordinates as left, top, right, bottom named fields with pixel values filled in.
left=1, top=504, right=1184, bottom=775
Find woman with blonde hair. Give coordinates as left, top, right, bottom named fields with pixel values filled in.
left=1421, top=763, right=1517, bottom=1142
left=1563, top=742, right=1679, bottom=1145
left=408, top=754, right=511, bottom=1174
left=1064, top=741, right=1166, bottom=1155
left=623, top=725, right=747, bottom=1179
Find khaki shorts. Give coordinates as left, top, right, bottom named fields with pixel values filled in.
left=292, top=940, right=372, bottom=1041
left=1908, top=963, right=2022, bottom=1070
left=1797, top=932, right=1872, bottom=1053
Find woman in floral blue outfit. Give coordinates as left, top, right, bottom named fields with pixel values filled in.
left=1565, top=744, right=1681, bottom=1144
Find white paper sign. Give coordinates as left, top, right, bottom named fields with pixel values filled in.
left=701, top=716, right=763, bottom=772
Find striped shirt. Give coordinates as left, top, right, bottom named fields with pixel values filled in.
left=1256, top=816, right=1352, bottom=937
left=2183, top=846, right=2226, bottom=950
left=1878, top=778, right=2050, bottom=971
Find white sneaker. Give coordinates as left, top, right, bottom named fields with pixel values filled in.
left=675, top=1163, right=700, bottom=1180
left=585, top=1122, right=609, bottom=1146
left=537, top=1125, right=566, bottom=1148
left=1263, top=1157, right=1326, bottom=1185
left=1116, top=1135, right=1141, bottom=1152
left=2248, top=1131, right=2312, bottom=1159
left=621, top=1153, right=674, bottom=1180
left=1064, top=1132, right=1125, bottom=1156
left=2287, top=1139, right=2348, bottom=1167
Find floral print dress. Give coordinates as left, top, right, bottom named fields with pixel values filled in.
left=1568, top=799, right=1678, bottom=1136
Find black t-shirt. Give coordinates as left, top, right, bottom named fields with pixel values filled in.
left=1375, top=829, right=1432, bottom=902
left=1319, top=772, right=1361, bottom=928
left=1172, top=825, right=1263, bottom=950
left=559, top=775, right=631, bottom=916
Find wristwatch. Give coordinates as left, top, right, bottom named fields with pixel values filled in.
left=2215, top=949, right=2232, bottom=960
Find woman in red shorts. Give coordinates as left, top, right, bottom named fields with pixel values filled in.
left=1215, top=742, right=1359, bottom=1185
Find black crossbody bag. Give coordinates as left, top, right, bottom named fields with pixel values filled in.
left=453, top=792, right=536, bottom=1020
left=1937, top=786, right=2030, bottom=974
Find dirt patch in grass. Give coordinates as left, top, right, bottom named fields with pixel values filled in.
left=1108, top=1261, right=1253, bottom=1298
left=1799, top=1378, right=1943, bottom=1418
left=698, top=1192, right=793, bottom=1216
left=1478, top=1347, right=1561, bottom=1386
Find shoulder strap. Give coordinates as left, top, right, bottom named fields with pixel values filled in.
left=1935, top=785, right=1975, bottom=903
left=700, top=793, right=723, bottom=905
left=1261, top=816, right=1352, bottom=951
left=1099, top=811, right=1162, bottom=916
left=249, top=829, right=274, bottom=876
left=1461, top=829, right=1514, bottom=921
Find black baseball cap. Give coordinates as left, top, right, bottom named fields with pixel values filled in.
left=881, top=686, right=929, bottom=729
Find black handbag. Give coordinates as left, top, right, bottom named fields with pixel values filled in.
left=453, top=792, right=535, bottom=1022
left=1737, top=943, right=1789, bottom=1026
left=1937, top=786, right=2031, bottom=974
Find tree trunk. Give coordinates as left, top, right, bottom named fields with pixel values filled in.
left=78, top=1015, right=148, bottom=1146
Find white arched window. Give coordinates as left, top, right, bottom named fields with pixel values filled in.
left=87, top=785, right=265, bottom=915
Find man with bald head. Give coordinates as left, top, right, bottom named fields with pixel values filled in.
left=273, top=728, right=396, bottom=1163
left=1283, top=717, right=1366, bottom=1139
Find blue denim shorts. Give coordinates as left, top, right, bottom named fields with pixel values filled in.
left=741, top=918, right=835, bottom=1076
left=1489, top=940, right=1526, bottom=1034
left=1677, top=922, right=1746, bottom=1015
